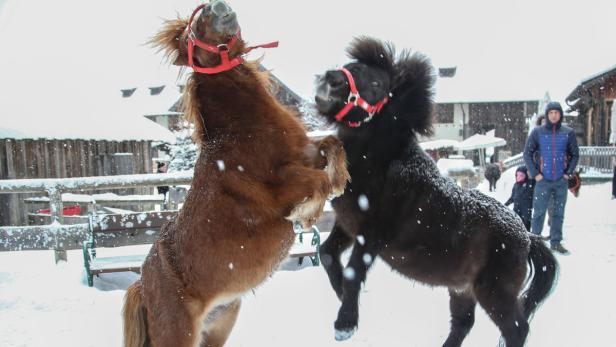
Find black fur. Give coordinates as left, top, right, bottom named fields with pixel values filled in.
left=315, top=37, right=558, bottom=347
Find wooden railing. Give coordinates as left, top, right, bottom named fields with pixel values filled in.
left=0, top=171, right=193, bottom=261
left=503, top=146, right=616, bottom=172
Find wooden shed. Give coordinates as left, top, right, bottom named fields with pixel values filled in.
left=566, top=65, right=616, bottom=146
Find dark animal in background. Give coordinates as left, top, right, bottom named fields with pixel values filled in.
left=484, top=162, right=502, bottom=192
left=315, top=36, right=558, bottom=347
left=122, top=2, right=349, bottom=347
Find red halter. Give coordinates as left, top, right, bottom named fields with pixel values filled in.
left=186, top=4, right=279, bottom=74
left=334, top=67, right=389, bottom=127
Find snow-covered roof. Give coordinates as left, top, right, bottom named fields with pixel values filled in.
left=420, top=134, right=507, bottom=151
left=117, top=84, right=183, bottom=118
left=457, top=134, right=507, bottom=151
left=420, top=139, right=459, bottom=150
left=434, top=68, right=547, bottom=104
left=566, top=64, right=616, bottom=101
left=0, top=92, right=176, bottom=142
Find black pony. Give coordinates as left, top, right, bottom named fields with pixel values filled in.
left=314, top=37, right=558, bottom=347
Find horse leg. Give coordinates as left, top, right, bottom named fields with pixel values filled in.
left=442, top=289, right=477, bottom=347
left=334, top=234, right=381, bottom=341
left=278, top=165, right=332, bottom=228
left=474, top=282, right=528, bottom=347
left=310, top=135, right=350, bottom=197
left=201, top=299, right=242, bottom=347
left=320, top=222, right=354, bottom=300
left=145, top=295, right=204, bottom=347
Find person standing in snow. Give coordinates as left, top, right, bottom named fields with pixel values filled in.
left=524, top=101, right=579, bottom=254
left=156, top=162, right=170, bottom=209
left=504, top=166, right=534, bottom=231
left=534, top=115, right=553, bottom=231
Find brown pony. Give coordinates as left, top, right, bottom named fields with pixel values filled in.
left=122, top=2, right=349, bottom=347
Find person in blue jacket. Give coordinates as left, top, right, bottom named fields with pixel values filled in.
left=523, top=101, right=579, bottom=254
left=504, top=166, right=534, bottom=231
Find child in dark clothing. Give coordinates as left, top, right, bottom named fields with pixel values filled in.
left=505, top=166, right=534, bottom=231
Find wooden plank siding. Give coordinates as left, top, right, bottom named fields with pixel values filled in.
left=468, top=101, right=539, bottom=160
left=0, top=139, right=154, bottom=227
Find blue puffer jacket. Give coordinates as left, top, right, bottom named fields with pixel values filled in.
left=523, top=115, right=579, bottom=181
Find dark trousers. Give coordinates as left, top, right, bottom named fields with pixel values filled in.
left=531, top=178, right=568, bottom=245
left=612, top=166, right=616, bottom=198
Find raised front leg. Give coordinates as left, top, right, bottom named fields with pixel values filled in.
left=276, top=163, right=332, bottom=228
left=320, top=222, right=354, bottom=300
left=334, top=232, right=381, bottom=341
left=310, top=135, right=350, bottom=197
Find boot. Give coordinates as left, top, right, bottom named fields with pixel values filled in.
left=550, top=243, right=570, bottom=254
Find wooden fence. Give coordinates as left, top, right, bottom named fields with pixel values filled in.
left=503, top=146, right=616, bottom=173
left=0, top=171, right=194, bottom=261
left=0, top=138, right=154, bottom=226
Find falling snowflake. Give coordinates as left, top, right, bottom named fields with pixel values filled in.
left=356, top=235, right=366, bottom=245
left=216, top=160, right=226, bottom=171
left=362, top=253, right=372, bottom=265
left=343, top=267, right=356, bottom=280
left=237, top=165, right=244, bottom=172
left=228, top=262, right=234, bottom=270
left=358, top=194, right=369, bottom=211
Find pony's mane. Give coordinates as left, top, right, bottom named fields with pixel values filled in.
left=149, top=16, right=189, bottom=66
left=348, top=37, right=436, bottom=137
left=346, top=36, right=395, bottom=75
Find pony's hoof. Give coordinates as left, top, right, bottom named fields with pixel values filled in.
left=335, top=327, right=356, bottom=341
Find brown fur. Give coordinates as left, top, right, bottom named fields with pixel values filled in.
left=123, top=4, right=349, bottom=347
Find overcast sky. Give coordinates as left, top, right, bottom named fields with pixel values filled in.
left=0, top=0, right=614, bottom=118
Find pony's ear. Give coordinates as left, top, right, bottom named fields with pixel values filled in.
left=346, top=36, right=395, bottom=75
left=150, top=17, right=190, bottom=66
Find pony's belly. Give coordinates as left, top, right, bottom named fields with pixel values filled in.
left=379, top=248, right=472, bottom=288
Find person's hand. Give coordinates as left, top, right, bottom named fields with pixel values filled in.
left=535, top=174, right=543, bottom=182
left=563, top=174, right=570, bottom=180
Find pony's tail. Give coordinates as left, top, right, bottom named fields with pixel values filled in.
left=123, top=280, right=147, bottom=347
left=522, top=236, right=558, bottom=319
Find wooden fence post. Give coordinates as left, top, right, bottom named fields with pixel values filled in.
left=48, top=187, right=67, bottom=263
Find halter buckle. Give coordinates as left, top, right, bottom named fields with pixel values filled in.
left=347, top=93, right=360, bottom=105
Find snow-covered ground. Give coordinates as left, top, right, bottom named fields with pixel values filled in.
left=1, top=171, right=615, bottom=346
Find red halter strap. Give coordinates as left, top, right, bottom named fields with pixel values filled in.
left=186, top=4, right=279, bottom=74
left=334, top=67, right=389, bottom=127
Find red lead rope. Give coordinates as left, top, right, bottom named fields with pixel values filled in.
left=334, top=67, right=389, bottom=127
left=186, top=4, right=278, bottom=74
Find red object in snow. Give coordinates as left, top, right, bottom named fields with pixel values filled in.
left=36, top=204, right=82, bottom=216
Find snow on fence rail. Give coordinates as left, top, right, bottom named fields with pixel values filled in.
left=0, top=171, right=193, bottom=261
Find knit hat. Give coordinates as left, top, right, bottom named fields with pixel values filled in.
left=545, top=101, right=563, bottom=117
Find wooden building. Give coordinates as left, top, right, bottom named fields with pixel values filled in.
left=566, top=65, right=616, bottom=146
left=429, top=67, right=548, bottom=161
